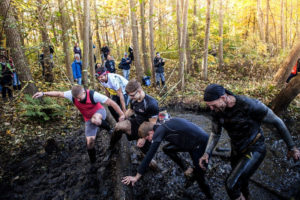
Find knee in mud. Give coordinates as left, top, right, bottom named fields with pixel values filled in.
left=115, top=120, right=131, bottom=134
left=86, top=137, right=96, bottom=149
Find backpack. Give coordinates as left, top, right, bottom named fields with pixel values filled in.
left=118, top=62, right=123, bottom=69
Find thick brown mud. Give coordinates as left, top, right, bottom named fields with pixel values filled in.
left=0, top=110, right=299, bottom=200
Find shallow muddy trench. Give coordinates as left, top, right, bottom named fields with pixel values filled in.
left=0, top=110, right=299, bottom=200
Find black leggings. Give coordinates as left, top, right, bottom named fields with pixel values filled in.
left=163, top=143, right=212, bottom=199
left=226, top=143, right=266, bottom=199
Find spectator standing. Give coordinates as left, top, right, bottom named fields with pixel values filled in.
left=105, top=55, right=116, bottom=73
left=73, top=42, right=82, bottom=58
left=9, top=58, right=21, bottom=90
left=0, top=56, right=13, bottom=101
left=72, top=54, right=82, bottom=85
left=128, top=46, right=134, bottom=61
left=154, top=52, right=165, bottom=88
left=121, top=52, right=132, bottom=80
left=101, top=45, right=110, bottom=61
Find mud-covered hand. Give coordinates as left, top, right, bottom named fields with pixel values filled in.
left=137, top=138, right=146, bottom=148
left=119, top=114, right=125, bottom=122
left=32, top=92, right=44, bottom=99
left=287, top=147, right=300, bottom=162
left=199, top=153, right=209, bottom=170
left=122, top=176, right=138, bottom=186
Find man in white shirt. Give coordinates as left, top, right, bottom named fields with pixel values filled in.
left=95, top=67, right=129, bottom=120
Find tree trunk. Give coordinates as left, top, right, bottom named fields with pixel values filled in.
left=89, top=28, right=95, bottom=88
left=192, top=0, right=199, bottom=72
left=58, top=0, right=73, bottom=83
left=280, top=0, right=286, bottom=49
left=104, top=19, right=110, bottom=47
left=82, top=0, right=90, bottom=87
left=76, top=0, right=84, bottom=41
left=274, top=41, right=300, bottom=85
left=129, top=0, right=143, bottom=81
left=112, top=22, right=121, bottom=60
left=270, top=6, right=278, bottom=48
left=0, top=0, right=37, bottom=95
left=176, top=0, right=182, bottom=86
left=297, top=0, right=299, bottom=40
left=70, top=0, right=80, bottom=43
left=37, top=0, right=54, bottom=83
left=202, top=0, right=211, bottom=81
left=265, top=0, right=269, bottom=44
left=140, top=0, right=151, bottom=76
left=257, top=0, right=264, bottom=41
left=271, top=75, right=300, bottom=115
left=186, top=32, right=193, bottom=74
left=149, top=0, right=155, bottom=84
left=218, top=0, right=224, bottom=70
left=93, top=0, right=102, bottom=54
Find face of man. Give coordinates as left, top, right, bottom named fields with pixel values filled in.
left=205, top=96, right=227, bottom=112
left=156, top=54, right=160, bottom=58
left=128, top=88, right=142, bottom=101
left=97, top=73, right=108, bottom=83
left=74, top=89, right=86, bottom=102
left=145, top=131, right=154, bottom=141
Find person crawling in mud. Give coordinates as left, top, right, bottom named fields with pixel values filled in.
left=199, top=84, right=300, bottom=200
left=105, top=79, right=159, bottom=166
left=32, top=85, right=125, bottom=165
left=122, top=118, right=213, bottom=199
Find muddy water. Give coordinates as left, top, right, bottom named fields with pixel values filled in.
left=0, top=111, right=299, bottom=200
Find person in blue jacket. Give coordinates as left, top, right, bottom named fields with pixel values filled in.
left=121, top=52, right=132, bottom=80
left=72, top=54, right=82, bottom=85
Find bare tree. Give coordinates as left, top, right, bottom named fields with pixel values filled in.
left=271, top=75, right=300, bottom=115
left=265, top=0, right=269, bottom=43
left=69, top=0, right=80, bottom=43
left=257, top=0, right=264, bottom=41
left=37, top=0, right=54, bottom=83
left=149, top=0, right=155, bottom=83
left=93, top=0, right=102, bottom=52
left=129, top=0, right=144, bottom=81
left=89, top=28, right=95, bottom=88
left=280, top=0, right=286, bottom=49
left=140, top=0, right=151, bottom=75
left=82, top=0, right=90, bottom=87
left=58, top=0, right=72, bottom=83
left=202, top=0, right=211, bottom=80
left=0, top=0, right=37, bottom=94
left=218, top=0, right=224, bottom=70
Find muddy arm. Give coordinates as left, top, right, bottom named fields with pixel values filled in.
left=205, top=121, right=222, bottom=156
left=262, top=108, right=295, bottom=150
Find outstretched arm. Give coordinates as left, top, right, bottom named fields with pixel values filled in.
left=32, top=91, right=65, bottom=99
left=262, top=108, right=300, bottom=161
left=104, top=98, right=125, bottom=121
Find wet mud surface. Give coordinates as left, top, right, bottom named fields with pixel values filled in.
left=0, top=111, right=299, bottom=200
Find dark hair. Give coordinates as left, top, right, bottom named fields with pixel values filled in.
left=95, top=67, right=107, bottom=76
left=125, top=79, right=142, bottom=93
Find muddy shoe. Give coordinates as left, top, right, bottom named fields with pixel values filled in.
left=149, top=159, right=159, bottom=171
left=184, top=172, right=196, bottom=189
left=184, top=167, right=194, bottom=178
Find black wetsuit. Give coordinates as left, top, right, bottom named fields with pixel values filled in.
left=138, top=118, right=212, bottom=198
left=210, top=95, right=268, bottom=199
left=110, top=94, right=159, bottom=153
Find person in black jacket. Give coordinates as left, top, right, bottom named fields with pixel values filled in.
left=199, top=84, right=300, bottom=200
left=105, top=55, right=116, bottom=73
left=286, top=58, right=300, bottom=83
left=154, top=52, right=165, bottom=87
left=122, top=118, right=213, bottom=199
left=128, top=46, right=134, bottom=61
left=101, top=45, right=110, bottom=61
left=121, top=53, right=132, bottom=80
left=0, top=56, right=13, bottom=101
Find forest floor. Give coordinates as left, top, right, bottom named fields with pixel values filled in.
left=0, top=61, right=300, bottom=199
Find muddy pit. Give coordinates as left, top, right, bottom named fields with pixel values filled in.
left=0, top=111, right=299, bottom=200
